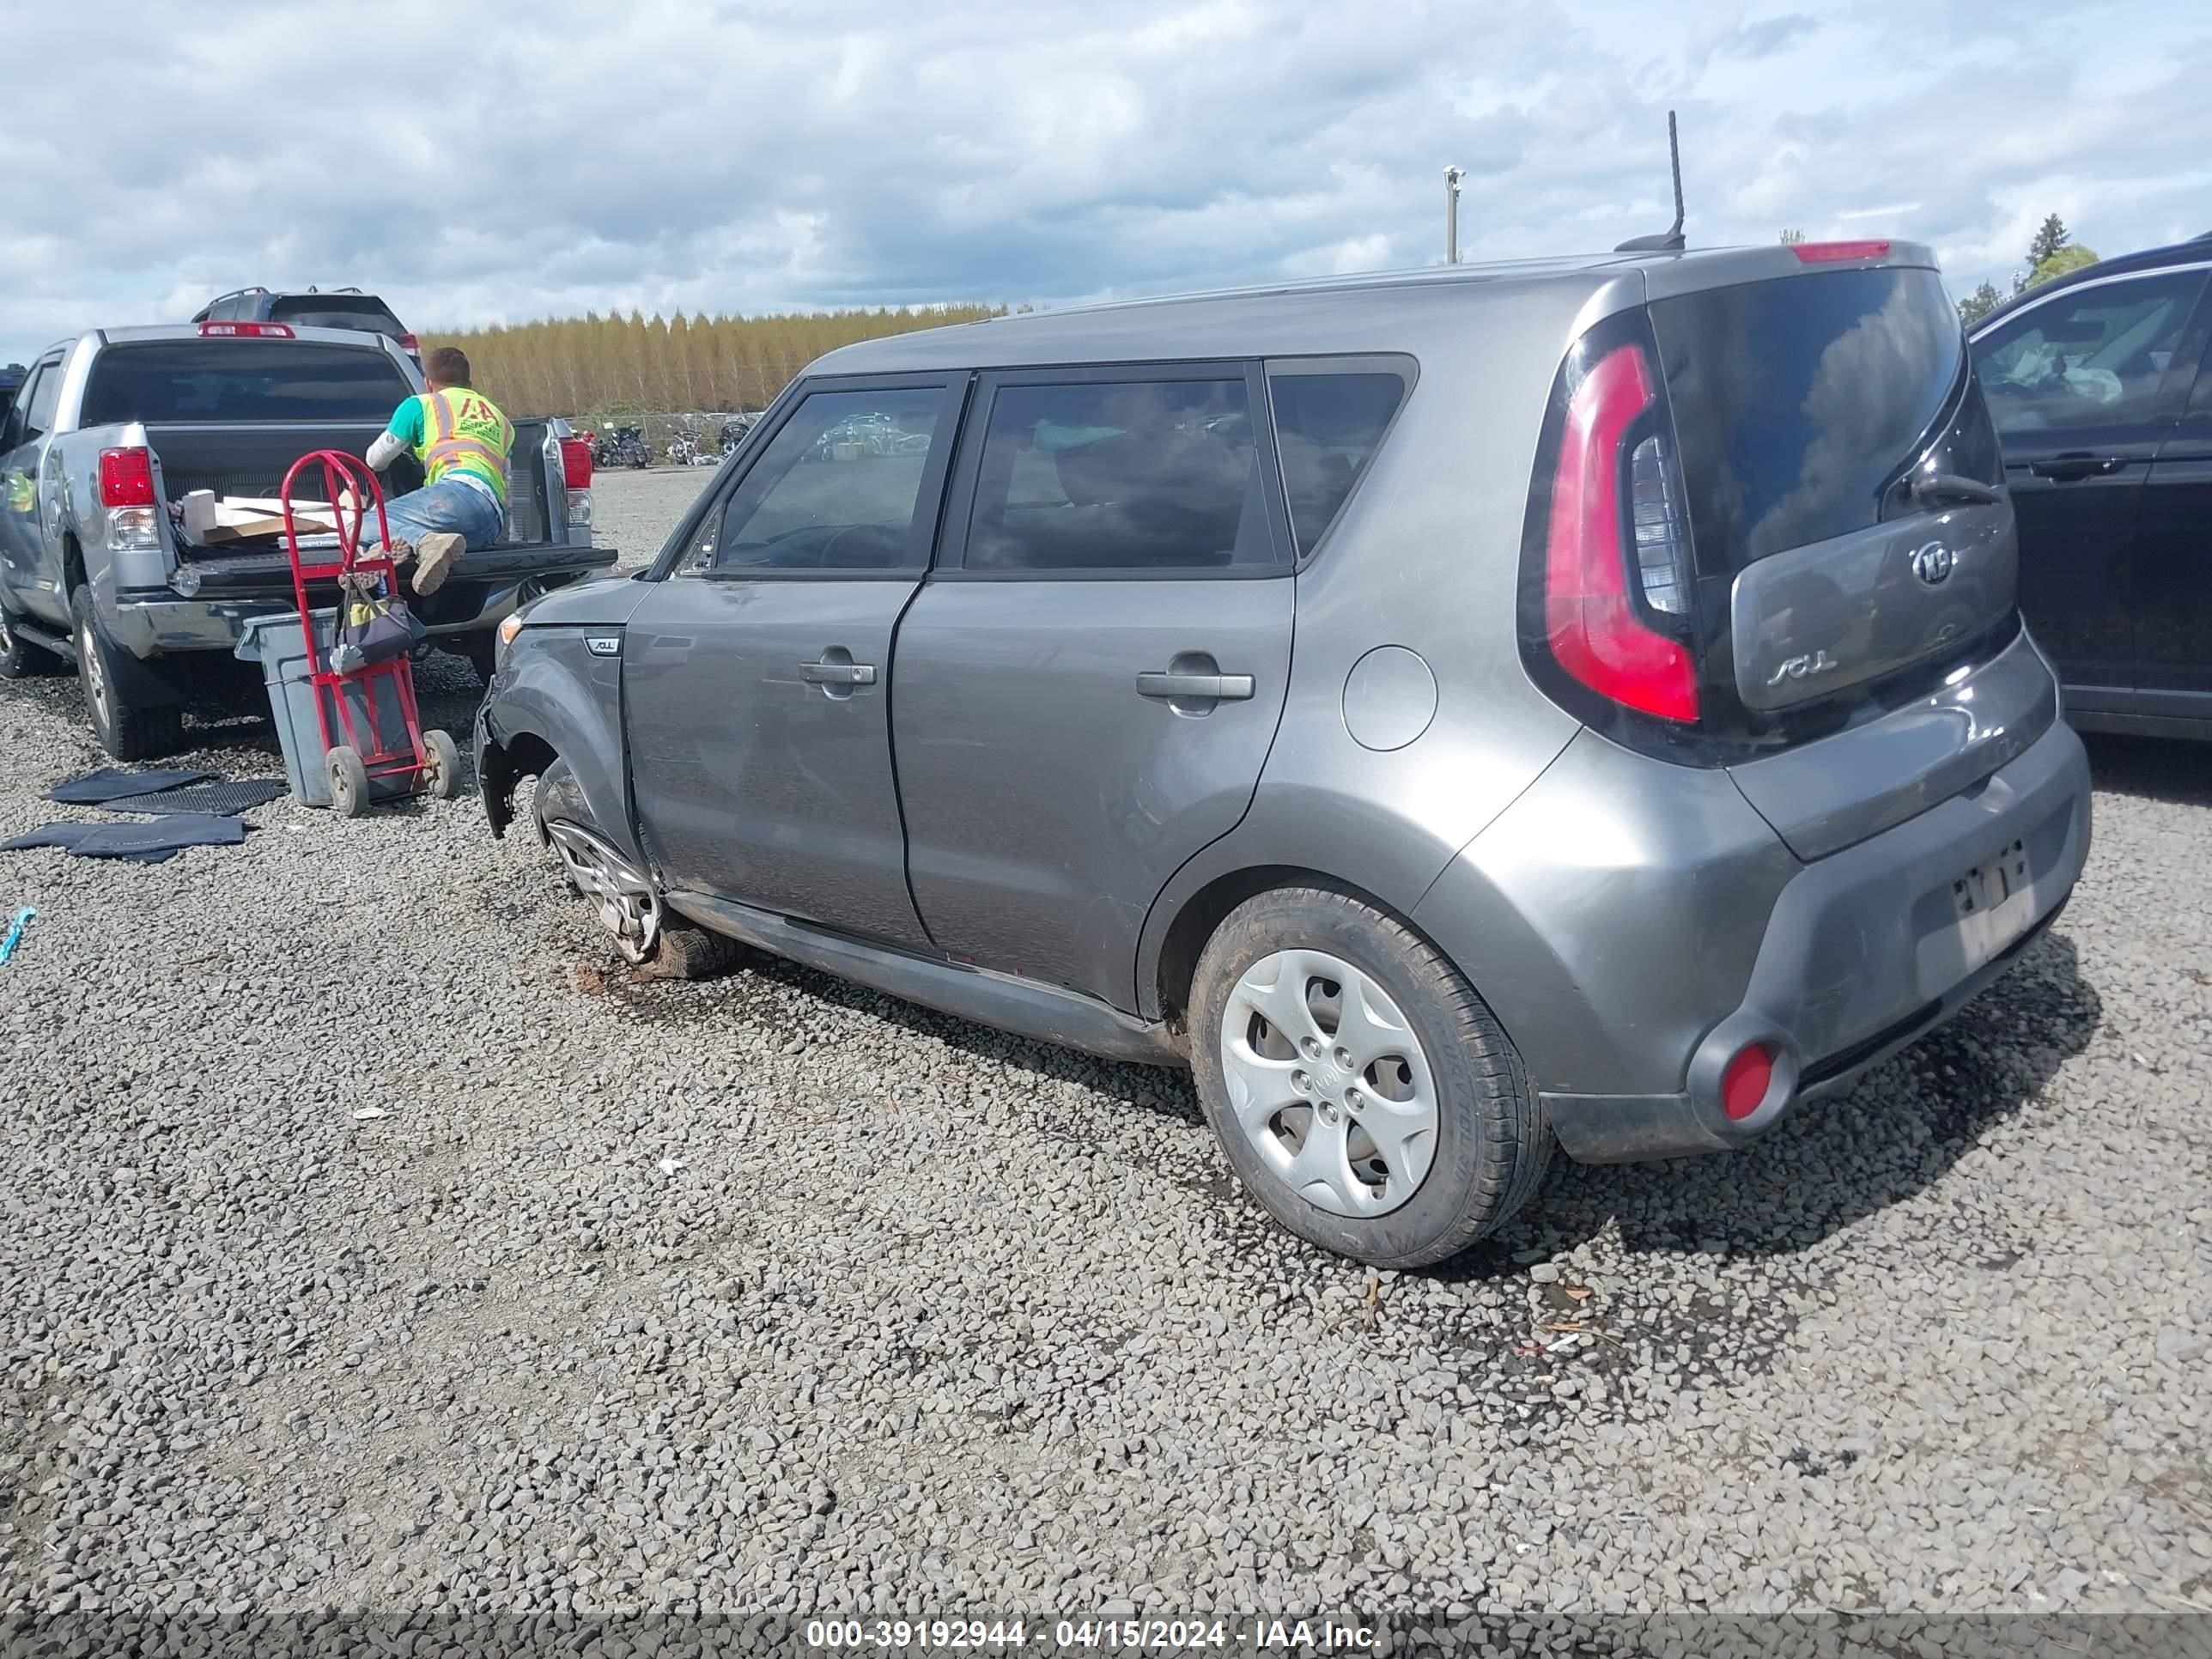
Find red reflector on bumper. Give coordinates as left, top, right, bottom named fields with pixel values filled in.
left=1722, top=1044, right=1775, bottom=1120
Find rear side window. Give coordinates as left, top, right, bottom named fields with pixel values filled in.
left=269, top=296, right=406, bottom=336
left=964, top=377, right=1277, bottom=573
left=1267, top=368, right=1407, bottom=556
left=1972, top=269, right=2204, bottom=434
left=81, top=343, right=411, bottom=425
left=1652, top=267, right=1966, bottom=571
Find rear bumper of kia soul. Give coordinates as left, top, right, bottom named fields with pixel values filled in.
left=1413, top=718, right=2092, bottom=1164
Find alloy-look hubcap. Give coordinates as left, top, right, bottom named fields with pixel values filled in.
left=1218, top=948, right=1439, bottom=1218
left=79, top=623, right=111, bottom=734
left=544, top=818, right=662, bottom=963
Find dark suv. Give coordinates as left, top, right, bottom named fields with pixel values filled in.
left=191, top=288, right=420, bottom=365
left=1969, top=233, right=2212, bottom=739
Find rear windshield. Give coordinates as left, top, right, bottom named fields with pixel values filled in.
left=268, top=296, right=404, bottom=335
left=1650, top=267, right=1965, bottom=571
left=82, top=343, right=412, bottom=425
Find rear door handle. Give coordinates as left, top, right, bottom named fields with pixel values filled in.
left=801, top=659, right=876, bottom=685
left=2029, top=454, right=2127, bottom=481
left=1138, top=671, right=1255, bottom=702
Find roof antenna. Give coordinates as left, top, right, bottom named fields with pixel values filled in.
left=1615, top=110, right=1686, bottom=253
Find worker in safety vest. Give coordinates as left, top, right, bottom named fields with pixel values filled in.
left=364, top=344, right=514, bottom=594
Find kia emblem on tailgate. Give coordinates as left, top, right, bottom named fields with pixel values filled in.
left=1910, top=542, right=1956, bottom=586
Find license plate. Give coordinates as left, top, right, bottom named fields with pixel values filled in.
left=1948, top=838, right=2034, bottom=969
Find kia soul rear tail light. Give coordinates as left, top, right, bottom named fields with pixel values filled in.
left=1534, top=336, right=1699, bottom=724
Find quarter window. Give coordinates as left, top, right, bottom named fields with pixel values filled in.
left=1972, top=270, right=2205, bottom=433
left=964, top=378, right=1276, bottom=573
left=1267, top=370, right=1407, bottom=556
left=686, top=388, right=945, bottom=574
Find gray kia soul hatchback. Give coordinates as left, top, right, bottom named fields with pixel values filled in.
left=478, top=240, right=2092, bottom=1267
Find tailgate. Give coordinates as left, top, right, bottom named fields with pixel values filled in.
left=1645, top=260, right=2051, bottom=856
left=1652, top=263, right=2015, bottom=729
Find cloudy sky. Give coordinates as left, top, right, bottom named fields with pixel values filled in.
left=4, top=0, right=2209, bottom=364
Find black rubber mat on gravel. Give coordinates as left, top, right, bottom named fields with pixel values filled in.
left=2, top=815, right=248, bottom=864
left=96, top=779, right=289, bottom=816
left=46, top=767, right=210, bottom=804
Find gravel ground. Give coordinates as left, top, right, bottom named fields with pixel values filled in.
left=2, top=466, right=2209, bottom=1645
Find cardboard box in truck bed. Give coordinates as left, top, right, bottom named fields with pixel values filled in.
left=179, top=490, right=356, bottom=545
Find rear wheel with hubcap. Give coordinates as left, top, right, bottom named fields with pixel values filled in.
left=1189, top=885, right=1548, bottom=1267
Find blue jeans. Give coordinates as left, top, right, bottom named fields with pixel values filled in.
left=374, top=477, right=505, bottom=552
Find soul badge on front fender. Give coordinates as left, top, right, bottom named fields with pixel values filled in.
left=585, top=633, right=622, bottom=657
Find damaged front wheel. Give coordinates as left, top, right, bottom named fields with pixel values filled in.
left=535, top=760, right=662, bottom=963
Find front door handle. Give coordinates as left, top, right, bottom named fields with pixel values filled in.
left=1138, top=671, right=1255, bottom=702
left=2029, top=454, right=2127, bottom=482
left=801, top=659, right=876, bottom=685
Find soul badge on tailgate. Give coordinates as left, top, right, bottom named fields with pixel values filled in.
left=585, top=634, right=622, bottom=657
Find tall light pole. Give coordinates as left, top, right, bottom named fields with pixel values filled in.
left=1444, top=167, right=1464, bottom=265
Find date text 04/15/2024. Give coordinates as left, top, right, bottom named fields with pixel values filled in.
left=803, top=1619, right=1379, bottom=1652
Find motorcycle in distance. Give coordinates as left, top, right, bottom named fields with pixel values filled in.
left=669, top=419, right=723, bottom=468
left=591, top=425, right=650, bottom=469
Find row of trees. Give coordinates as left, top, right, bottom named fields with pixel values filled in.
left=418, top=305, right=1001, bottom=420
left=423, top=213, right=2105, bottom=417
left=1956, top=215, right=2098, bottom=325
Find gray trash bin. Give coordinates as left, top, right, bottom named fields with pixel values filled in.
left=234, top=611, right=412, bottom=809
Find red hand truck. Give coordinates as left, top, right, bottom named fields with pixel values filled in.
left=279, top=450, right=460, bottom=817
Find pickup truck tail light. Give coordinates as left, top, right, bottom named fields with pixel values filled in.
left=197, top=321, right=295, bottom=339
left=99, top=447, right=163, bottom=553
left=558, top=437, right=593, bottom=527
left=99, top=447, right=156, bottom=507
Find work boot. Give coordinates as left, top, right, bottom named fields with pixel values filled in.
left=412, top=532, right=465, bottom=596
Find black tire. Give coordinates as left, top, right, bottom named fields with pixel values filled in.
left=70, top=586, right=183, bottom=762
left=1188, top=885, right=1550, bottom=1268
left=532, top=756, right=589, bottom=848
left=0, top=603, right=65, bottom=679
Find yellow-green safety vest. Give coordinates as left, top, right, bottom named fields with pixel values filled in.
left=413, top=389, right=514, bottom=504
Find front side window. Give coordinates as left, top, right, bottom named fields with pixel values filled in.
left=684, top=387, right=945, bottom=574
left=964, top=377, right=1275, bottom=573
left=3, top=367, right=48, bottom=448
left=1972, top=270, right=2204, bottom=434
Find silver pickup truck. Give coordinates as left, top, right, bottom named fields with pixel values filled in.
left=0, top=323, right=615, bottom=758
